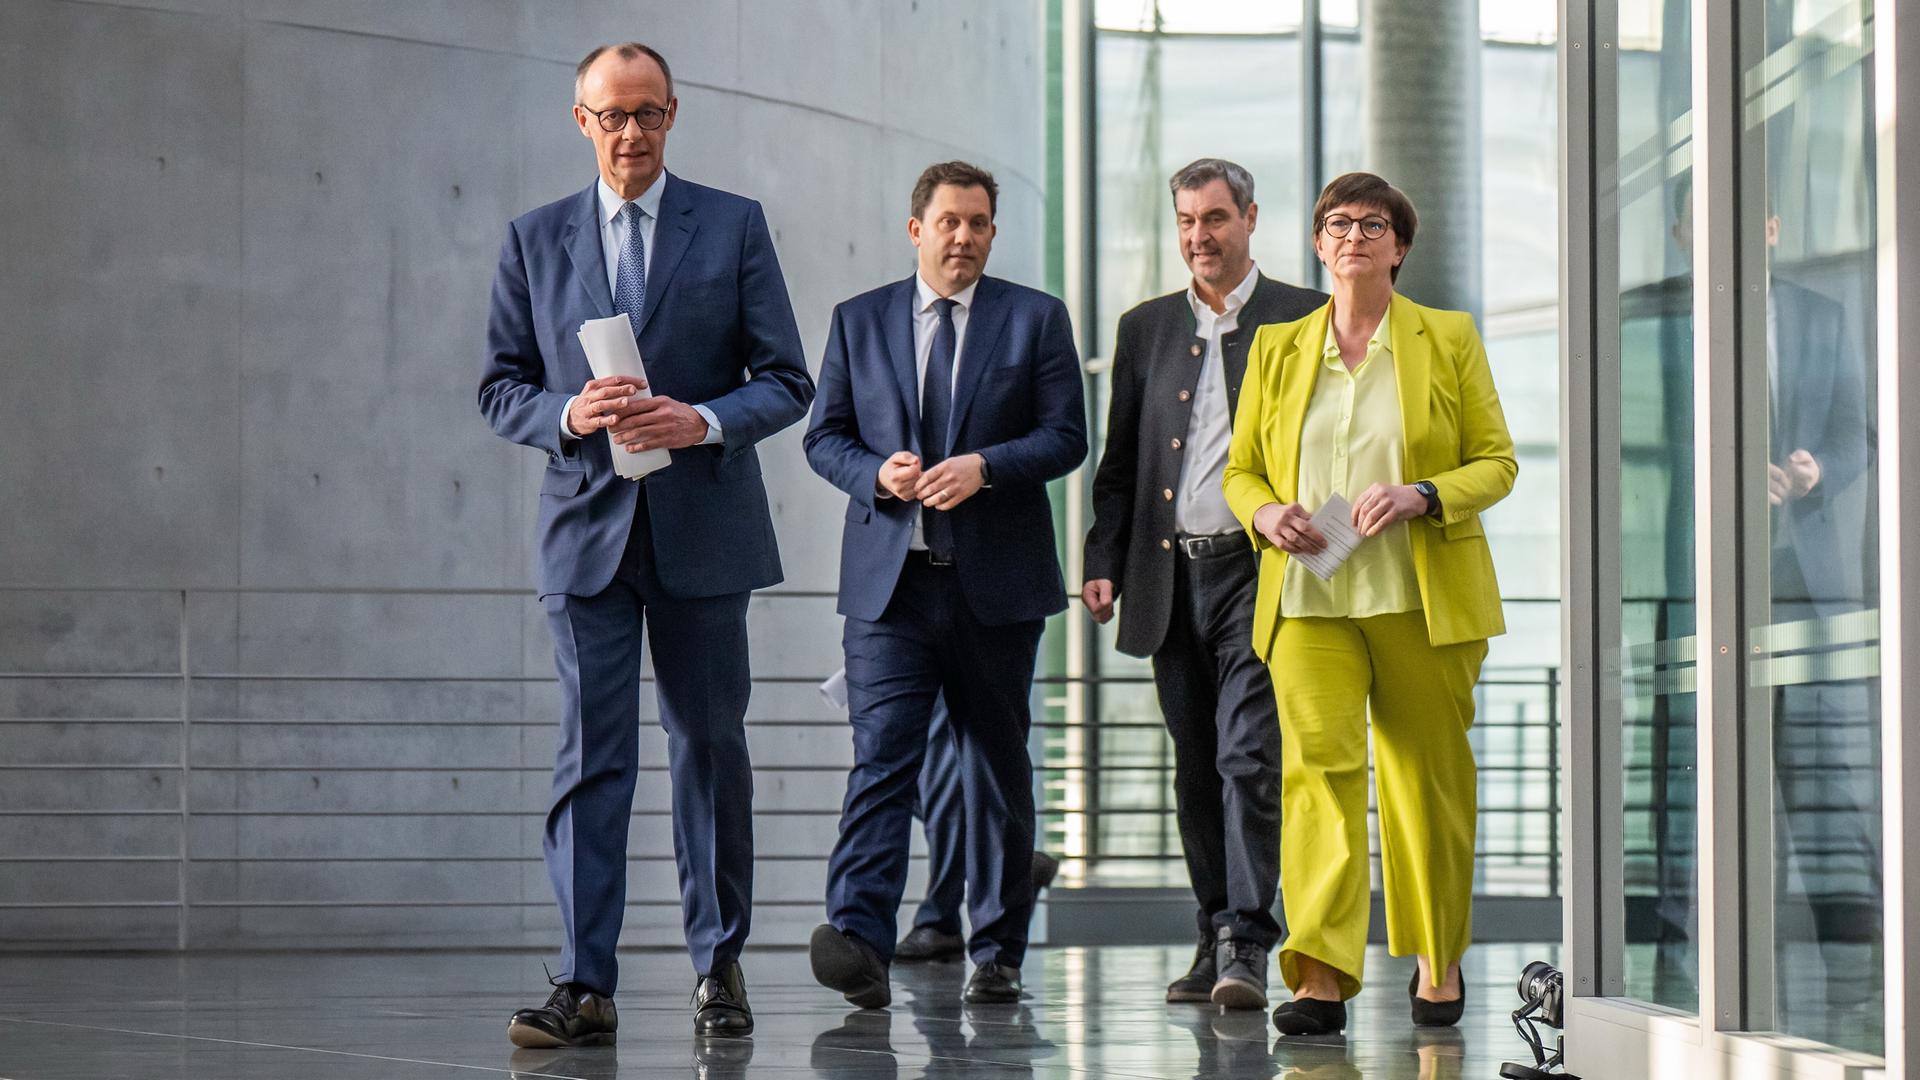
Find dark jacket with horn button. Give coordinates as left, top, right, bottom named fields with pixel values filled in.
left=1084, top=273, right=1325, bottom=658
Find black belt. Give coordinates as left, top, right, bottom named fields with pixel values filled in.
left=907, top=549, right=955, bottom=568
left=1176, top=532, right=1248, bottom=560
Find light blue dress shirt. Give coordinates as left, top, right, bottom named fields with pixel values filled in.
left=560, top=175, right=722, bottom=444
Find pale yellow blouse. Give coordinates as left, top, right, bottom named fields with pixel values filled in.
left=1279, top=303, right=1423, bottom=618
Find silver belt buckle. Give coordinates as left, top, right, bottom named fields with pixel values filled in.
left=1178, top=535, right=1209, bottom=559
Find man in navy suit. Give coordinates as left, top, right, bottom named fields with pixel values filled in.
left=803, top=161, right=1087, bottom=1007
left=478, top=42, right=812, bottom=1044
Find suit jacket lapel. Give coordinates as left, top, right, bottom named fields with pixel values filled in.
left=562, top=184, right=614, bottom=318
left=885, top=278, right=921, bottom=446
left=1273, top=303, right=1330, bottom=505
left=947, top=276, right=1009, bottom=453
left=1389, top=294, right=1432, bottom=464
left=637, top=173, right=697, bottom=337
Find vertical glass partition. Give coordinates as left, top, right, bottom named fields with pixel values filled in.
left=1614, top=0, right=1700, bottom=1013
left=1739, top=0, right=1883, bottom=1055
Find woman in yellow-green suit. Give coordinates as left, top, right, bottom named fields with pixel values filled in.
left=1222, top=172, right=1516, bottom=1037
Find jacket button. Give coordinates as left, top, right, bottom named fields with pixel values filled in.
left=1189, top=344, right=1203, bottom=357
left=1171, top=438, right=1182, bottom=450
left=1161, top=539, right=1172, bottom=550
left=1178, top=390, right=1191, bottom=402
left=1163, top=488, right=1174, bottom=501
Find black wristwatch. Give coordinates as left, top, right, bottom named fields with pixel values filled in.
left=1413, top=480, right=1441, bottom=518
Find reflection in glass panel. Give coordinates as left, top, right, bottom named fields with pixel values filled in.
left=1615, top=0, right=1698, bottom=1013
left=1745, top=0, right=1882, bottom=1055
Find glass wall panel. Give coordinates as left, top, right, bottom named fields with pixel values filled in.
left=1614, top=0, right=1699, bottom=1013
left=1740, top=0, right=1882, bottom=1054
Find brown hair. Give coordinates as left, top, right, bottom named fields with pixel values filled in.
left=911, top=161, right=999, bottom=221
left=1311, top=172, right=1418, bottom=281
left=575, top=43, right=674, bottom=102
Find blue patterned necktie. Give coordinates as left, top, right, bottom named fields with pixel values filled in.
left=614, top=202, right=647, bottom=325
left=922, top=298, right=958, bottom=560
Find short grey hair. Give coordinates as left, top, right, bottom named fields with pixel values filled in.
left=575, top=42, right=675, bottom=103
left=1169, top=158, right=1255, bottom=213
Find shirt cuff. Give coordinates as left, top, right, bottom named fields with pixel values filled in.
left=559, top=395, right=582, bottom=442
left=692, top=404, right=723, bottom=445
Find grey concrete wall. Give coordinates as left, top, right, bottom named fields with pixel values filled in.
left=0, top=0, right=1046, bottom=950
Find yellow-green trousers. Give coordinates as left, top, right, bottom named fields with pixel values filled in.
left=1270, top=609, right=1487, bottom=999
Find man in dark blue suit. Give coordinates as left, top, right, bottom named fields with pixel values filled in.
left=478, top=42, right=812, bottom=1044
left=803, top=161, right=1087, bottom=1007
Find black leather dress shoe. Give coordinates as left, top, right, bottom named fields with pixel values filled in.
left=693, top=960, right=754, bottom=1037
left=962, top=962, right=1022, bottom=1004
left=1409, top=967, right=1466, bottom=1027
left=1030, top=850, right=1061, bottom=893
left=895, top=925, right=966, bottom=963
left=810, top=924, right=892, bottom=1009
left=507, top=982, right=617, bottom=1048
left=1271, top=996, right=1347, bottom=1036
left=1166, top=934, right=1217, bottom=1003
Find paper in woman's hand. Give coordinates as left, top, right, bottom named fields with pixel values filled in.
left=1291, top=493, right=1364, bottom=581
left=577, top=313, right=672, bottom=481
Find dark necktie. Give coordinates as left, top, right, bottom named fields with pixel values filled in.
left=922, top=298, right=958, bottom=560
left=614, top=202, right=647, bottom=324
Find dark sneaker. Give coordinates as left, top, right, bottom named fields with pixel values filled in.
left=1166, top=934, right=1217, bottom=1003
left=809, top=924, right=892, bottom=1009
left=507, top=982, right=617, bottom=1048
left=895, top=925, right=966, bottom=963
left=1211, top=928, right=1269, bottom=1010
left=962, top=962, right=1022, bottom=1004
left=692, top=960, right=753, bottom=1036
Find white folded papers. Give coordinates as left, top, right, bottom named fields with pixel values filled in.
left=576, top=313, right=672, bottom=481
left=819, top=668, right=849, bottom=711
left=1291, top=493, right=1364, bottom=581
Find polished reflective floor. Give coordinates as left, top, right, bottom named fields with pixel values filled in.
left=0, top=943, right=1559, bottom=1078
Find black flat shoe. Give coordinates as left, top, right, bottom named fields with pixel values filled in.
left=693, top=960, right=754, bottom=1037
left=508, top=982, right=618, bottom=1047
left=1271, top=996, right=1347, bottom=1036
left=810, top=924, right=892, bottom=1009
left=1409, top=968, right=1466, bottom=1028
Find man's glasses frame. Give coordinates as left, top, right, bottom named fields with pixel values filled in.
left=580, top=103, right=669, bottom=133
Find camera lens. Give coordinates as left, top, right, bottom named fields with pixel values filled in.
left=1517, top=960, right=1564, bottom=1027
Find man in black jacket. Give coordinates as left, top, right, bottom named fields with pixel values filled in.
left=1081, top=158, right=1324, bottom=1009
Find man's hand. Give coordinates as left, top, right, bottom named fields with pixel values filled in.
left=567, top=376, right=646, bottom=437
left=609, top=396, right=710, bottom=452
left=1769, top=449, right=1822, bottom=505
left=1253, top=501, right=1327, bottom=555
left=876, top=452, right=923, bottom=500
left=915, top=454, right=987, bottom=512
left=1351, top=482, right=1429, bottom=537
left=1081, top=579, right=1117, bottom=624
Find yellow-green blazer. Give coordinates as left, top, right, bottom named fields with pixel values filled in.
left=1223, top=295, right=1517, bottom=658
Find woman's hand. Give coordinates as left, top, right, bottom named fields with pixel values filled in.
left=1351, top=483, right=1429, bottom=537
left=1253, top=502, right=1328, bottom=555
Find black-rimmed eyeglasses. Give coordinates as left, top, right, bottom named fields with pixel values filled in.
left=1321, top=215, right=1392, bottom=240
left=580, top=104, right=668, bottom=133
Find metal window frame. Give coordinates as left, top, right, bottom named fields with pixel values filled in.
left=1561, top=0, right=1912, bottom=1073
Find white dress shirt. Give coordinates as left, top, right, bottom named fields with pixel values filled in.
left=892, top=273, right=979, bottom=550
left=1175, top=264, right=1257, bottom=536
left=560, top=175, right=721, bottom=444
